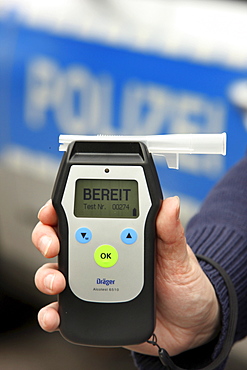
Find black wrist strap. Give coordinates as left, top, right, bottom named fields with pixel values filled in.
left=147, top=255, right=238, bottom=370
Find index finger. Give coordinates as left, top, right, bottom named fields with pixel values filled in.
left=38, top=199, right=58, bottom=226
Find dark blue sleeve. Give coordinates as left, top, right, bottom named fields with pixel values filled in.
left=132, top=155, right=247, bottom=369
left=186, top=154, right=247, bottom=347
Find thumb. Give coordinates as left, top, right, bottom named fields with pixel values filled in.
left=156, top=196, right=189, bottom=267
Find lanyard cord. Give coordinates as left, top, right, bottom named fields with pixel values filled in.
left=147, top=255, right=238, bottom=370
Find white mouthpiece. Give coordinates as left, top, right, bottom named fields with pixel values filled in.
left=59, top=133, right=226, bottom=169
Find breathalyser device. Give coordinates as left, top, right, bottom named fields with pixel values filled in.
left=52, top=133, right=226, bottom=347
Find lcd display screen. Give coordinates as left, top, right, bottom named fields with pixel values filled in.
left=74, top=179, right=139, bottom=218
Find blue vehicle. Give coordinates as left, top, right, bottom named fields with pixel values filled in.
left=1, top=1, right=247, bottom=368
left=0, top=0, right=247, bottom=325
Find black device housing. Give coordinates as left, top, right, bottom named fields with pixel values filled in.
left=52, top=141, right=162, bottom=346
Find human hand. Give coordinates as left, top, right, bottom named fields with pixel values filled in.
left=33, top=197, right=220, bottom=357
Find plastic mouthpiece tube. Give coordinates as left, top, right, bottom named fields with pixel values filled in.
left=59, top=133, right=226, bottom=169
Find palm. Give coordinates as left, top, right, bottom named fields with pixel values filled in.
left=126, top=199, right=220, bottom=357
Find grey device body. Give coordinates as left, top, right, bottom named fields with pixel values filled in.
left=52, top=141, right=162, bottom=346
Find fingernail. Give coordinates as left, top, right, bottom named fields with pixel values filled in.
left=40, top=310, right=47, bottom=329
left=44, top=274, right=56, bottom=291
left=38, top=235, right=52, bottom=257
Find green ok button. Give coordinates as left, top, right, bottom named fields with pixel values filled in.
left=94, top=245, right=118, bottom=268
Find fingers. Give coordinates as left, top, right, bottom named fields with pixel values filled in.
left=37, top=199, right=58, bottom=226
left=35, top=263, right=66, bottom=295
left=32, top=200, right=59, bottom=258
left=33, top=202, right=62, bottom=333
left=38, top=302, right=60, bottom=332
left=32, top=222, right=60, bottom=258
left=35, top=264, right=64, bottom=331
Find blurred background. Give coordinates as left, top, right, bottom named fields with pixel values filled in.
left=0, top=0, right=246, bottom=368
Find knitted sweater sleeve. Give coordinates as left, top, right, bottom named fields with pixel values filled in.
left=132, top=155, right=247, bottom=369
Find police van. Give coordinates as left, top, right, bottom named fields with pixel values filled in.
left=0, top=0, right=247, bottom=305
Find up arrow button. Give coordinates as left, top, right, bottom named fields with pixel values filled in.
left=121, top=228, right=137, bottom=245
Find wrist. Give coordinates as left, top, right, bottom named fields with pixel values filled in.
left=190, top=289, right=221, bottom=351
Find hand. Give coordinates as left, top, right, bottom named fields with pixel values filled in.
left=32, top=197, right=220, bottom=357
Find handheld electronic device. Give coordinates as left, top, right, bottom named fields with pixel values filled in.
left=52, top=133, right=226, bottom=347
